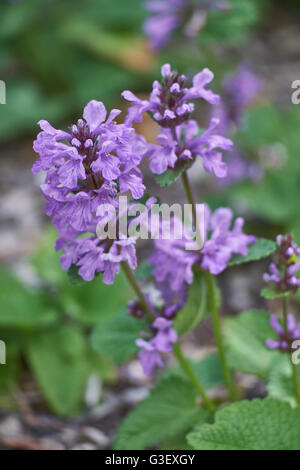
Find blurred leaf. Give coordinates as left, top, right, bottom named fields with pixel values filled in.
left=267, top=355, right=300, bottom=407
left=27, top=325, right=89, bottom=416
left=224, top=310, right=280, bottom=379
left=91, top=310, right=148, bottom=363
left=261, top=288, right=290, bottom=300
left=228, top=238, right=276, bottom=266
left=0, top=269, right=58, bottom=329
left=114, top=377, right=208, bottom=450
left=174, top=272, right=207, bottom=337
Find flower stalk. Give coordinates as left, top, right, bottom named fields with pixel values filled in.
left=173, top=343, right=215, bottom=412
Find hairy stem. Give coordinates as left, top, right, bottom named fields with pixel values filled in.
left=205, top=271, right=237, bottom=402
left=173, top=343, right=215, bottom=412
left=282, top=297, right=300, bottom=405
left=121, top=261, right=154, bottom=322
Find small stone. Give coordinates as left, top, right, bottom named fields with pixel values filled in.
left=81, top=427, right=110, bottom=448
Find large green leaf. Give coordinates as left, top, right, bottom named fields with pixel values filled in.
left=224, top=310, right=281, bottom=378
left=0, top=269, right=57, bottom=329
left=91, top=310, right=148, bottom=363
left=114, top=377, right=208, bottom=450
left=27, top=326, right=89, bottom=416
left=188, top=398, right=300, bottom=450
left=174, top=272, right=207, bottom=337
left=228, top=238, right=276, bottom=267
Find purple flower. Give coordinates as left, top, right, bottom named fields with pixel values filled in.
left=150, top=205, right=256, bottom=288
left=136, top=316, right=178, bottom=375
left=152, top=317, right=178, bottom=353
left=149, top=118, right=232, bottom=177
left=122, top=64, right=219, bottom=128
left=144, top=0, right=230, bottom=50
left=136, top=339, right=164, bottom=376
left=263, top=234, right=300, bottom=294
left=33, top=100, right=147, bottom=284
left=266, top=314, right=300, bottom=352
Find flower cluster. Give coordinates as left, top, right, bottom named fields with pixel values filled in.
left=266, top=314, right=300, bottom=352
left=263, top=234, right=300, bottom=293
left=32, top=100, right=147, bottom=284
left=128, top=282, right=186, bottom=375
left=144, top=0, right=230, bottom=50
left=136, top=317, right=178, bottom=376
left=123, top=64, right=232, bottom=177
left=150, top=206, right=256, bottom=290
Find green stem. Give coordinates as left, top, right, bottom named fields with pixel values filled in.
left=181, top=171, right=202, bottom=249
left=173, top=343, right=215, bottom=412
left=121, top=261, right=154, bottom=322
left=205, top=271, right=237, bottom=402
left=282, top=297, right=300, bottom=405
left=122, top=261, right=215, bottom=410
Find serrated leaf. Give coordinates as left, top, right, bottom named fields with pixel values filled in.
left=224, top=310, right=281, bottom=378
left=114, top=377, right=208, bottom=450
left=27, top=326, right=89, bottom=416
left=91, top=310, right=148, bottom=363
left=174, top=272, right=207, bottom=337
left=188, top=398, right=300, bottom=450
left=228, top=238, right=276, bottom=266
left=261, top=288, right=290, bottom=300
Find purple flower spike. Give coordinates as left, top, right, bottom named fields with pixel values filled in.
left=263, top=234, right=300, bottom=294
left=266, top=313, right=300, bottom=352
left=32, top=100, right=148, bottom=284
left=122, top=64, right=219, bottom=128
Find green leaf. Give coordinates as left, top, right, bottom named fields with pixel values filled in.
left=154, top=164, right=190, bottom=187
left=267, top=356, right=300, bottom=407
left=224, top=310, right=280, bottom=378
left=163, top=353, right=224, bottom=391
left=67, top=264, right=85, bottom=285
left=228, top=238, right=276, bottom=266
left=187, top=398, right=300, bottom=450
left=91, top=310, right=148, bottom=363
left=174, top=272, right=207, bottom=337
left=114, top=377, right=208, bottom=450
left=27, top=326, right=89, bottom=416
left=61, top=270, right=131, bottom=326
left=0, top=269, right=57, bottom=329
left=261, top=288, right=290, bottom=300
